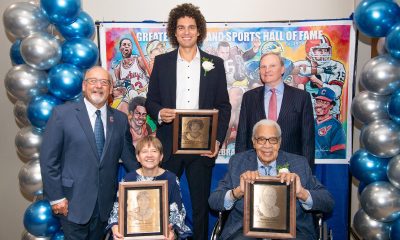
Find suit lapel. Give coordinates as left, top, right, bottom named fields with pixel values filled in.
left=75, top=101, right=99, bottom=160
left=248, top=150, right=259, bottom=171
left=169, top=50, right=178, bottom=108
left=276, top=150, right=289, bottom=170
left=199, top=50, right=207, bottom=108
left=101, top=106, right=114, bottom=163
left=278, top=84, right=291, bottom=122
left=257, top=86, right=266, bottom=119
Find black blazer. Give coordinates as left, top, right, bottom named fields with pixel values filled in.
left=235, top=83, right=315, bottom=169
left=40, top=100, right=138, bottom=224
left=146, top=49, right=231, bottom=161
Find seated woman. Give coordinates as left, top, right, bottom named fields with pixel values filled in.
left=108, top=136, right=192, bottom=240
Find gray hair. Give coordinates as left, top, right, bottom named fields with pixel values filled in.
left=252, top=119, right=282, bottom=139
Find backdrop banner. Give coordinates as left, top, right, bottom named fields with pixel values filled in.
left=99, top=20, right=356, bottom=239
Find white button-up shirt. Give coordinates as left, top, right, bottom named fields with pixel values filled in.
left=176, top=48, right=201, bottom=109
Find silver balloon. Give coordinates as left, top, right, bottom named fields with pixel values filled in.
left=353, top=208, right=391, bottom=240
left=20, top=32, right=62, bottom=70
left=15, top=126, right=42, bottom=161
left=21, top=230, right=51, bottom=240
left=4, top=65, right=47, bottom=102
left=360, top=55, right=400, bottom=95
left=388, top=155, right=400, bottom=189
left=2, top=2, right=49, bottom=39
left=360, top=119, right=400, bottom=158
left=19, top=159, right=42, bottom=197
left=360, top=181, right=400, bottom=222
left=14, top=100, right=31, bottom=128
left=377, top=38, right=387, bottom=55
left=351, top=91, right=390, bottom=124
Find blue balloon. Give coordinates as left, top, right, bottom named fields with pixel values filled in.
left=40, top=0, right=81, bottom=25
left=23, top=200, right=61, bottom=237
left=391, top=218, right=400, bottom=239
left=48, top=64, right=83, bottom=100
left=350, top=149, right=391, bottom=184
left=389, top=90, right=400, bottom=124
left=27, top=94, right=63, bottom=130
left=51, top=229, right=65, bottom=240
left=354, top=0, right=400, bottom=37
left=386, top=22, right=400, bottom=60
left=62, top=38, right=99, bottom=69
left=56, top=11, right=95, bottom=40
left=10, top=40, right=25, bottom=65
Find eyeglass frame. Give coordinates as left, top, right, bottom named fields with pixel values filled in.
left=253, top=136, right=281, bottom=145
left=85, top=78, right=112, bottom=86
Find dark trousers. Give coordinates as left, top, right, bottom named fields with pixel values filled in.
left=163, top=154, right=214, bottom=240
left=60, top=201, right=107, bottom=240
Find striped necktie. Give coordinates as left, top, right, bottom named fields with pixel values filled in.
left=94, top=110, right=105, bottom=159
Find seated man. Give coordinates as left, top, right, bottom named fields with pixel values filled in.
left=209, top=119, right=334, bottom=240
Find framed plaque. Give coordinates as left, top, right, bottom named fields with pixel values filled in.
left=172, top=109, right=218, bottom=154
left=243, top=177, right=296, bottom=239
left=119, top=181, right=169, bottom=239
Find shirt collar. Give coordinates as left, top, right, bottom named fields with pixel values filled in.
left=257, top=157, right=277, bottom=169
left=264, top=81, right=284, bottom=94
left=84, top=98, right=107, bottom=117
left=177, top=47, right=200, bottom=62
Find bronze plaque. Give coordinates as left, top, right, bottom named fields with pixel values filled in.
left=119, top=181, right=168, bottom=239
left=243, top=177, right=296, bottom=239
left=173, top=109, right=218, bottom=154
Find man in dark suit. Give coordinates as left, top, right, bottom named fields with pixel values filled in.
left=146, top=3, right=231, bottom=239
left=209, top=119, right=334, bottom=240
left=40, top=66, right=138, bottom=239
left=236, top=52, right=315, bottom=170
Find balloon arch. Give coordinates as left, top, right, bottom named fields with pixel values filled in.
left=2, top=0, right=400, bottom=239
left=3, top=0, right=97, bottom=238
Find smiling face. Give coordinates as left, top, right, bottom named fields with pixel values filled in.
left=136, top=143, right=163, bottom=171
left=82, top=67, right=112, bottom=109
left=252, top=124, right=281, bottom=165
left=175, top=16, right=199, bottom=50
left=315, top=99, right=332, bottom=117
left=259, top=53, right=285, bottom=88
left=131, top=105, right=147, bottom=128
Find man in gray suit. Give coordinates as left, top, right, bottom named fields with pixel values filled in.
left=40, top=66, right=138, bottom=239
left=209, top=119, right=334, bottom=240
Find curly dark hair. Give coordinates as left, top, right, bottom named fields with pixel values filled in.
left=128, top=96, right=146, bottom=113
left=167, top=3, right=207, bottom=48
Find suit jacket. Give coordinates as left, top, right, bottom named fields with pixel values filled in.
left=235, top=83, right=315, bottom=170
left=208, top=150, right=334, bottom=240
left=146, top=49, right=231, bottom=161
left=40, top=100, right=138, bottom=224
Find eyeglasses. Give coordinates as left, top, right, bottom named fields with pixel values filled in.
left=85, top=78, right=111, bottom=86
left=254, top=137, right=280, bottom=145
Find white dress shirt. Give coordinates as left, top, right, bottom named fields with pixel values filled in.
left=175, top=47, right=201, bottom=109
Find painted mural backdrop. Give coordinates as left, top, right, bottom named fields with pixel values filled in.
left=99, top=20, right=355, bottom=164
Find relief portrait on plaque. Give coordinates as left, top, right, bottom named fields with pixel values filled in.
left=126, top=189, right=160, bottom=234
left=252, top=184, right=287, bottom=230
left=181, top=118, right=210, bottom=149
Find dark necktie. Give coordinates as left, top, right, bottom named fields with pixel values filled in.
left=94, top=110, right=105, bottom=159
left=261, top=165, right=272, bottom=176
left=268, top=88, right=277, bottom=121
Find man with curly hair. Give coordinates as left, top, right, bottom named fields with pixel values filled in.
left=146, top=3, right=231, bottom=239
